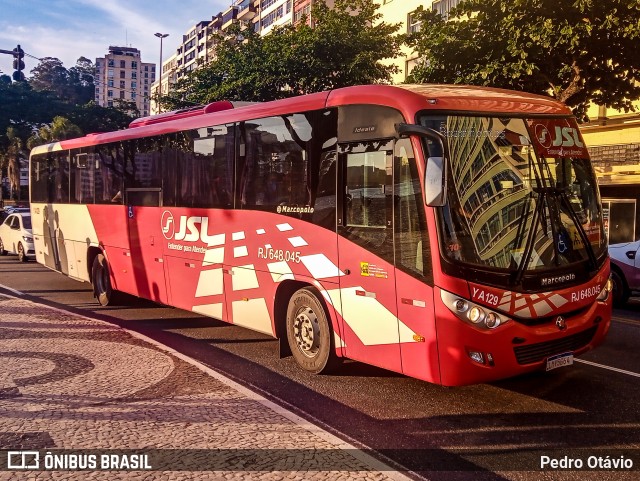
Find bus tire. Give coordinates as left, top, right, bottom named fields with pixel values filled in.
left=0, top=237, right=6, bottom=256
left=611, top=268, right=630, bottom=307
left=286, top=287, right=341, bottom=374
left=92, top=253, right=118, bottom=306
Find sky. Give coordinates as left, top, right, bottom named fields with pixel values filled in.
left=0, top=0, right=230, bottom=77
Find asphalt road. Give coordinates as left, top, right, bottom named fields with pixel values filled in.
left=1, top=255, right=639, bottom=481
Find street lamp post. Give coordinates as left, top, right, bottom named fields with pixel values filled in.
left=154, top=32, right=169, bottom=113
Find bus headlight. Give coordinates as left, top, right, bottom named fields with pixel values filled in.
left=468, top=306, right=484, bottom=324
left=596, top=277, right=612, bottom=302
left=441, top=289, right=507, bottom=330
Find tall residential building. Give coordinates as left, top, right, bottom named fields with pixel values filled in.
left=235, top=0, right=295, bottom=35
left=150, top=53, right=178, bottom=115
left=293, top=0, right=334, bottom=26
left=175, top=21, right=218, bottom=82
left=375, top=0, right=462, bottom=84
left=95, top=46, right=155, bottom=117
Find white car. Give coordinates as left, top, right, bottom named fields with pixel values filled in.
left=609, top=240, right=640, bottom=306
left=0, top=212, right=34, bottom=262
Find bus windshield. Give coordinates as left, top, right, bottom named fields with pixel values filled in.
left=420, top=115, right=606, bottom=284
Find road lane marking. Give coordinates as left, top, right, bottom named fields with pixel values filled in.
left=612, top=315, right=640, bottom=327
left=575, top=359, right=640, bottom=378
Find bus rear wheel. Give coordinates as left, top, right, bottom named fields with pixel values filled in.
left=92, top=253, right=118, bottom=306
left=286, top=287, right=341, bottom=374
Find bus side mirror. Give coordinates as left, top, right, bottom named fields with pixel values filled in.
left=395, top=123, right=448, bottom=207
left=425, top=156, right=446, bottom=206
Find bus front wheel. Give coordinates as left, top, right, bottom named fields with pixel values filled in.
left=286, top=287, right=341, bottom=374
left=92, top=253, right=117, bottom=306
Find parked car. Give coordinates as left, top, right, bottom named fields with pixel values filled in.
left=609, top=240, right=640, bottom=306
left=0, top=212, right=34, bottom=262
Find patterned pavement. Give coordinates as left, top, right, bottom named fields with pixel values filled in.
left=0, top=294, right=411, bottom=481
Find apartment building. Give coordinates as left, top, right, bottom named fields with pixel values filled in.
left=150, top=53, right=178, bottom=115
left=375, top=0, right=462, bottom=84
left=292, top=0, right=335, bottom=26
left=94, top=46, right=155, bottom=117
left=175, top=21, right=218, bottom=81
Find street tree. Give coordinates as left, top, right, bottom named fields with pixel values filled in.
left=30, top=56, right=96, bottom=105
left=0, top=80, right=67, bottom=152
left=405, top=0, right=640, bottom=120
left=160, top=0, right=402, bottom=108
left=67, top=101, right=136, bottom=135
left=0, top=127, right=26, bottom=201
left=27, top=116, right=83, bottom=149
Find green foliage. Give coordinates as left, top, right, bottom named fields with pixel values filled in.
left=30, top=56, right=96, bottom=105
left=160, top=0, right=402, bottom=109
left=0, top=56, right=134, bottom=172
left=406, top=0, right=640, bottom=120
left=27, top=116, right=83, bottom=149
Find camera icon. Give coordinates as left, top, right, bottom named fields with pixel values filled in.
left=7, top=451, right=40, bottom=470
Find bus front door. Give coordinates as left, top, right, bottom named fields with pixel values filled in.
left=337, top=140, right=402, bottom=373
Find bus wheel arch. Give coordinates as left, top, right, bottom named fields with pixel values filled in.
left=284, top=285, right=342, bottom=374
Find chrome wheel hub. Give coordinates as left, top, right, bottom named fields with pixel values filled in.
left=293, top=307, right=320, bottom=358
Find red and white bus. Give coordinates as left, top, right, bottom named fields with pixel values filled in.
left=29, top=84, right=612, bottom=386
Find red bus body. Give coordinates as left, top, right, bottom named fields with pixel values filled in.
left=29, top=85, right=612, bottom=386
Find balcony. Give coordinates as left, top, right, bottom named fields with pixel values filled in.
left=238, top=2, right=257, bottom=20
left=222, top=7, right=239, bottom=30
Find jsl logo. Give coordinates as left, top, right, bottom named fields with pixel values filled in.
left=535, top=124, right=584, bottom=149
left=160, top=211, right=221, bottom=244
left=161, top=211, right=175, bottom=240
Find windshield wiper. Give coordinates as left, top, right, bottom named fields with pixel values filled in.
left=513, top=190, right=546, bottom=286
left=557, top=191, right=598, bottom=269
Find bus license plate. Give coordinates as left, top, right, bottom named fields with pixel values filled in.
left=546, top=352, right=574, bottom=371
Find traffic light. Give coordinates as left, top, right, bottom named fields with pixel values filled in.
left=12, top=45, right=25, bottom=81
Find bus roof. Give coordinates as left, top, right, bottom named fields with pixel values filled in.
left=30, top=84, right=571, bottom=156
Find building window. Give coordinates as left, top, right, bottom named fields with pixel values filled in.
left=408, top=12, right=422, bottom=33
left=120, top=80, right=126, bottom=88
left=120, top=60, right=126, bottom=68
left=132, top=61, right=138, bottom=68
left=405, top=58, right=422, bottom=80
left=107, top=90, right=113, bottom=98
left=432, top=0, right=461, bottom=18
left=108, top=59, right=114, bottom=67
left=131, top=92, right=137, bottom=100
left=131, top=81, right=137, bottom=88
left=108, top=79, right=114, bottom=87
left=107, top=69, right=114, bottom=77
left=119, top=91, right=125, bottom=99
left=120, top=70, right=125, bottom=78
left=108, top=100, right=113, bottom=107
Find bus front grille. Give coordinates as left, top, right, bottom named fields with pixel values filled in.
left=513, top=326, right=598, bottom=365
